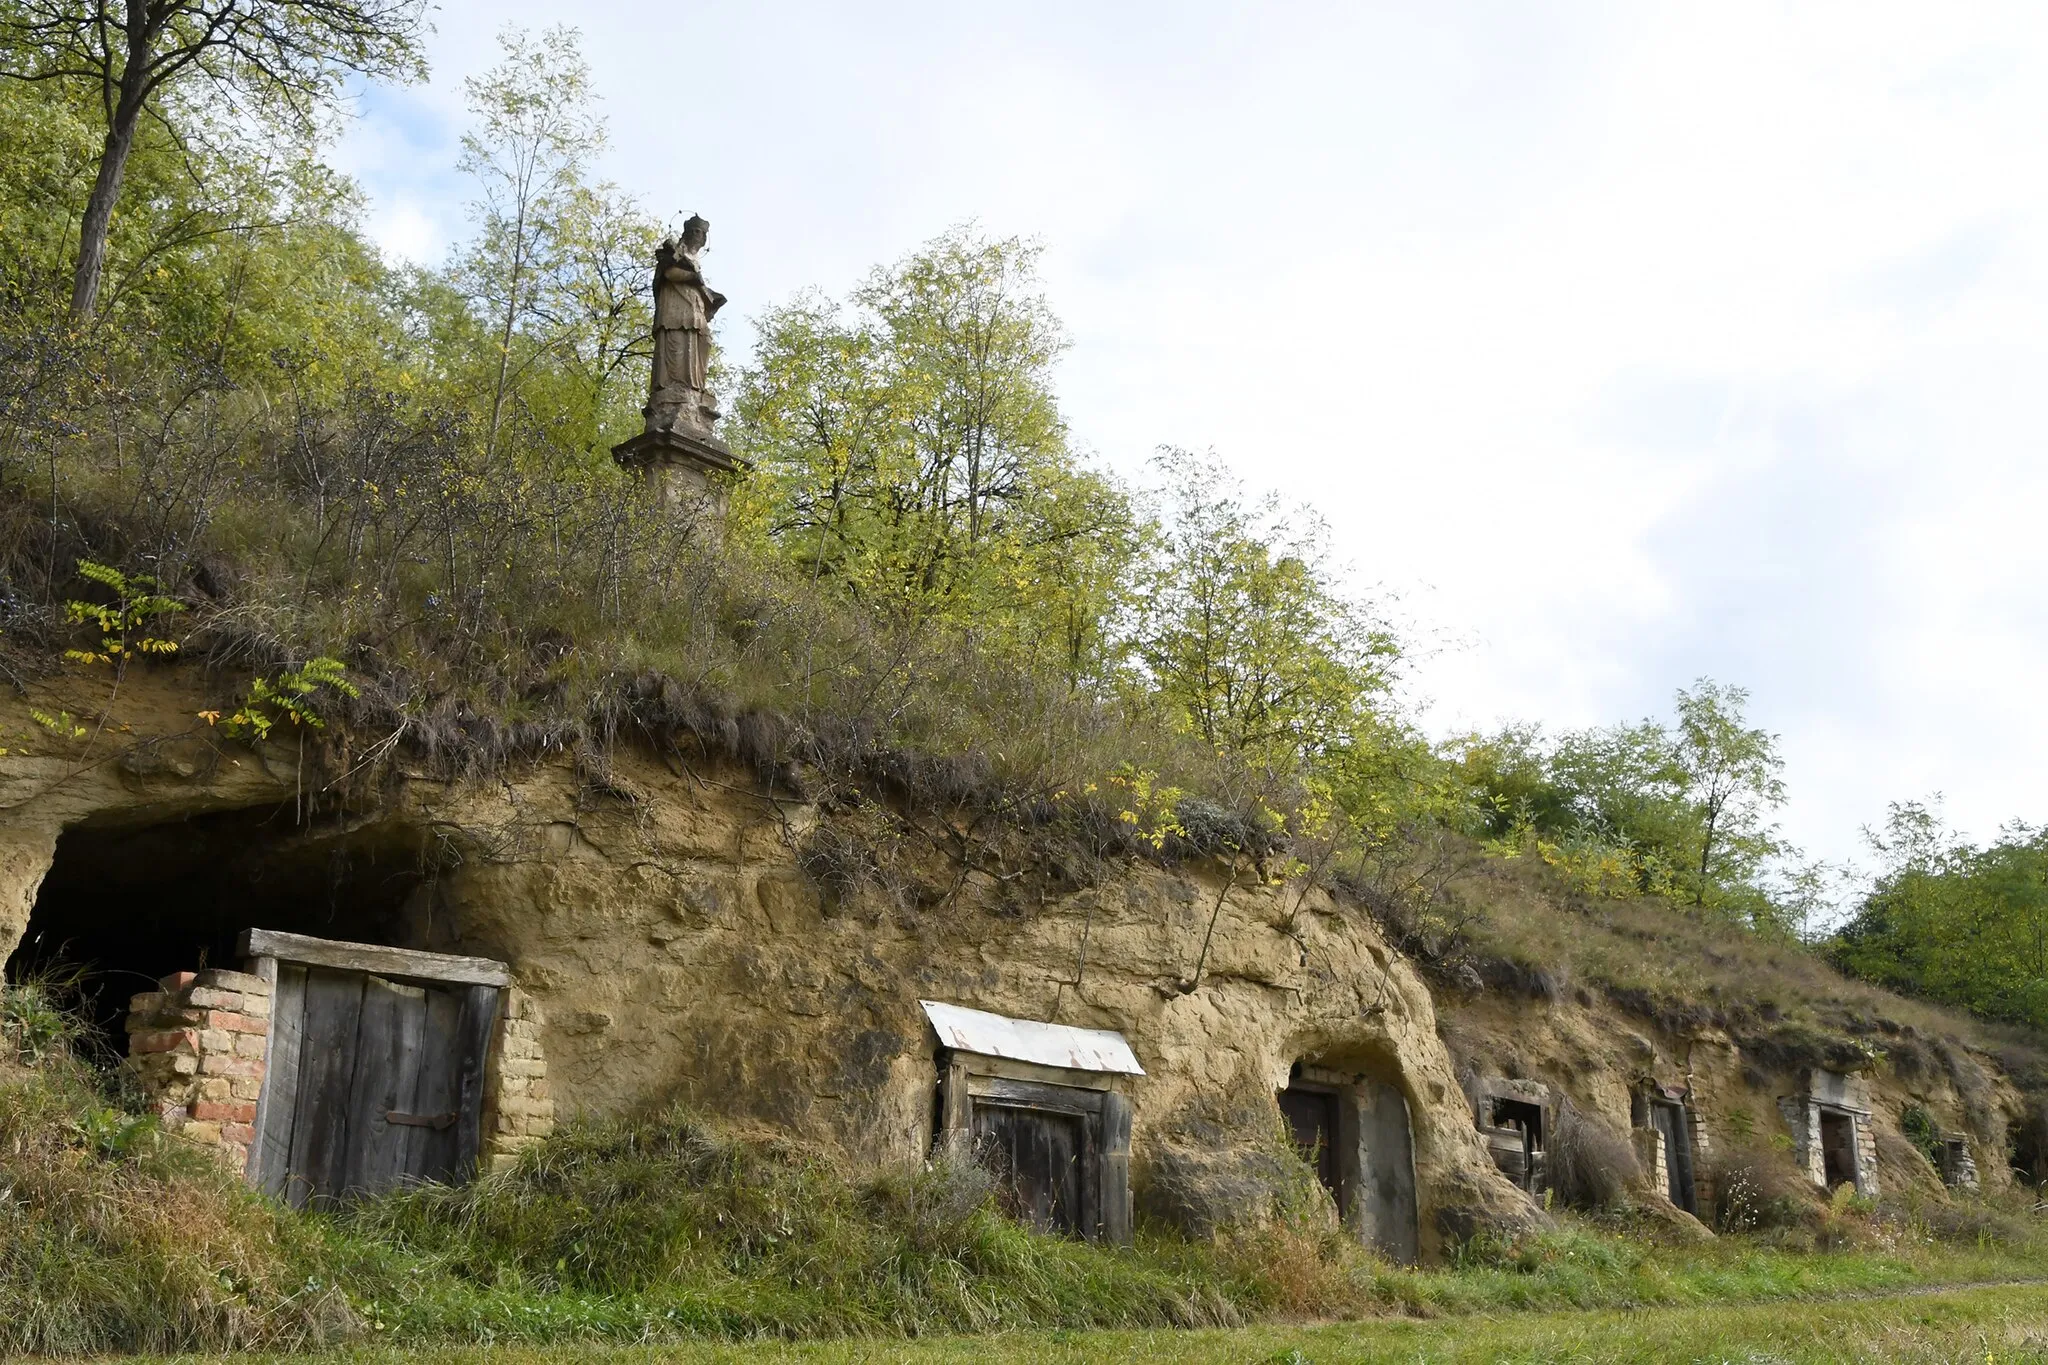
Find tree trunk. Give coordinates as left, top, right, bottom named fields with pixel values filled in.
left=70, top=103, right=142, bottom=323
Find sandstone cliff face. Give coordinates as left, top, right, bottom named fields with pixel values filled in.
left=0, top=671, right=1537, bottom=1258
left=1441, top=985, right=2024, bottom=1213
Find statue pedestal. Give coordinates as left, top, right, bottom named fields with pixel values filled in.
left=610, top=427, right=750, bottom=538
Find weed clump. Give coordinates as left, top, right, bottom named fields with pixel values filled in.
left=1709, top=1143, right=1817, bottom=1235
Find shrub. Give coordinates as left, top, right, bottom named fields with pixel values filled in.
left=1708, top=1143, right=1816, bottom=1234
left=1548, top=1100, right=1641, bottom=1211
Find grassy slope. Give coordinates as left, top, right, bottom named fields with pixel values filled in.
left=1428, top=849, right=2048, bottom=1088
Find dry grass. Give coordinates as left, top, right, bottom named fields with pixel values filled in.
left=0, top=984, right=353, bottom=1356
left=1546, top=1101, right=1642, bottom=1212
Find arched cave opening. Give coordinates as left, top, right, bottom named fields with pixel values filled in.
left=5, top=804, right=451, bottom=1058
left=1279, top=1047, right=1421, bottom=1264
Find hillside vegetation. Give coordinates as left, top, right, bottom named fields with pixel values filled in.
left=3, top=18, right=2038, bottom=1035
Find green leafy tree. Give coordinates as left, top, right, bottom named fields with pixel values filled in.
left=1671, top=679, right=1788, bottom=905
left=457, top=24, right=601, bottom=458
left=452, top=26, right=658, bottom=461
left=731, top=227, right=1137, bottom=683
left=0, top=0, right=427, bottom=321
left=1831, top=802, right=2048, bottom=1028
left=1130, top=447, right=1399, bottom=775
left=1456, top=679, right=1791, bottom=919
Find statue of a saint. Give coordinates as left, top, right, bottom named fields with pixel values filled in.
left=647, top=214, right=726, bottom=435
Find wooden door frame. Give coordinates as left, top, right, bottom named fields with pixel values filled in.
left=934, top=1048, right=1133, bottom=1244
left=239, top=929, right=510, bottom=1194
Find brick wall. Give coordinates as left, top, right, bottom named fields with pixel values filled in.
left=123, top=967, right=272, bottom=1173
left=482, top=986, right=555, bottom=1172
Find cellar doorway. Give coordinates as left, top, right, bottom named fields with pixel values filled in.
left=1285, top=1054, right=1420, bottom=1264
left=1648, top=1098, right=1698, bottom=1214
left=1820, top=1109, right=1860, bottom=1190
left=5, top=804, right=457, bottom=1060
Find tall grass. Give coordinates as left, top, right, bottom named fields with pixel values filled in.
left=327, top=1106, right=1249, bottom=1341
left=0, top=982, right=352, bottom=1355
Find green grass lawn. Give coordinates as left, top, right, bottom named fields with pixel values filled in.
left=129, top=1282, right=2048, bottom=1363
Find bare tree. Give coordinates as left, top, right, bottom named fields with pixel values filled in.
left=0, top=0, right=428, bottom=322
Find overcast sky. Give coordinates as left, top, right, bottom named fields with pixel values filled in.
left=335, top=3, right=2048, bottom=880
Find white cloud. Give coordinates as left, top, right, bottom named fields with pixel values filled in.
left=334, top=1, right=2048, bottom=867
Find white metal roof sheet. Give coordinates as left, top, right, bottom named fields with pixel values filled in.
left=920, top=1000, right=1145, bottom=1076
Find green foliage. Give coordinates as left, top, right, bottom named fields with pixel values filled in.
left=1, top=978, right=75, bottom=1065
left=59, top=558, right=184, bottom=666
left=1130, top=447, right=1398, bottom=774
left=207, top=655, right=358, bottom=740
left=456, top=26, right=656, bottom=460
left=0, top=0, right=429, bottom=319
left=1830, top=801, right=2048, bottom=1030
left=731, top=227, right=1138, bottom=689
left=1901, top=1104, right=1943, bottom=1169
left=1454, top=679, right=1793, bottom=925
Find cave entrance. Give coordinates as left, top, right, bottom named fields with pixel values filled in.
left=1490, top=1097, right=1547, bottom=1193
left=1285, top=1057, right=1420, bottom=1265
left=1819, top=1109, right=1860, bottom=1191
left=5, top=803, right=451, bottom=1064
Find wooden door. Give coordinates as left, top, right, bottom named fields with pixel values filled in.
left=257, top=964, right=498, bottom=1207
left=1819, top=1110, right=1858, bottom=1190
left=1279, top=1086, right=1341, bottom=1197
left=973, top=1102, right=1085, bottom=1235
left=1650, top=1101, right=1697, bottom=1213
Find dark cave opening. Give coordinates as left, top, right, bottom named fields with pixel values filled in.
left=5, top=804, right=448, bottom=1056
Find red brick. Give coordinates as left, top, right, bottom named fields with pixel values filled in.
left=194, top=968, right=267, bottom=994
left=130, top=1029, right=199, bottom=1055
left=191, top=1100, right=258, bottom=1123
left=221, top=1122, right=255, bottom=1145
left=127, top=1006, right=204, bottom=1031
left=203, top=1010, right=269, bottom=1034
left=158, top=971, right=197, bottom=992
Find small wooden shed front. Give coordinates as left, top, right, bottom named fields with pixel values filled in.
left=924, top=1000, right=1141, bottom=1245
left=240, top=929, right=509, bottom=1207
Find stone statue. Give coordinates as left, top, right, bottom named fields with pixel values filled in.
left=647, top=214, right=727, bottom=436
left=613, top=211, right=747, bottom=532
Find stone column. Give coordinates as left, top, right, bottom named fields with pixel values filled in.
left=481, top=986, right=555, bottom=1173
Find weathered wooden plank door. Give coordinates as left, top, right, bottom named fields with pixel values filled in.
left=246, top=932, right=504, bottom=1207
left=973, top=1103, right=1085, bottom=1235
left=1650, top=1100, right=1697, bottom=1213
left=1279, top=1085, right=1341, bottom=1195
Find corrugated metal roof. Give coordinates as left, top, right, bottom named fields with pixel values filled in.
left=920, top=1000, right=1145, bottom=1076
